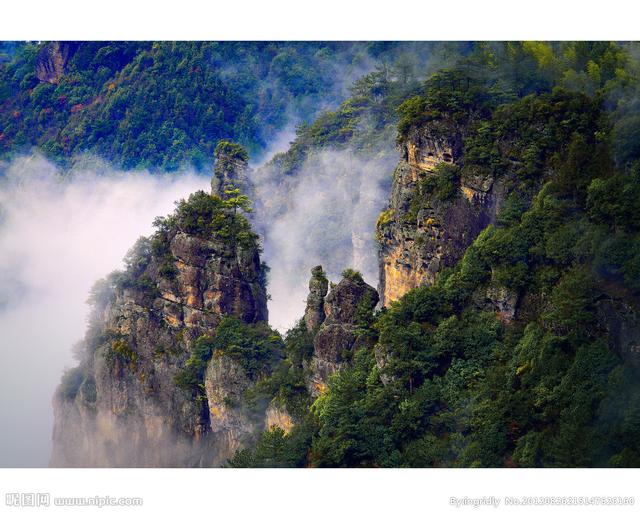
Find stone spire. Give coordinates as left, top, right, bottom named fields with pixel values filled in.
left=304, top=265, right=329, bottom=332
left=306, top=269, right=379, bottom=395
left=211, top=140, right=251, bottom=198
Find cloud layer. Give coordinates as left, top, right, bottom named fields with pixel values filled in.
left=0, top=154, right=209, bottom=466
left=251, top=148, right=395, bottom=331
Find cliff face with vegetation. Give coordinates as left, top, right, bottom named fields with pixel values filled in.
left=377, top=119, right=506, bottom=306
left=233, top=45, right=640, bottom=468
left=52, top=144, right=275, bottom=467
left=303, top=267, right=379, bottom=395
left=34, top=42, right=79, bottom=84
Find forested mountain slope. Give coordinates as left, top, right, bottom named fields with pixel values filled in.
left=235, top=42, right=640, bottom=467
left=0, top=41, right=439, bottom=170
left=46, top=42, right=640, bottom=467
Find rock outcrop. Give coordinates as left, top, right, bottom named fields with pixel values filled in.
left=211, top=141, right=253, bottom=199
left=35, top=42, right=79, bottom=84
left=598, top=294, right=640, bottom=370
left=264, top=402, right=294, bottom=434
left=304, top=265, right=329, bottom=332
left=52, top=145, right=273, bottom=467
left=377, top=122, right=505, bottom=306
left=304, top=269, right=379, bottom=395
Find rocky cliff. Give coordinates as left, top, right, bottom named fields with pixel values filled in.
left=377, top=121, right=505, bottom=307
left=35, top=42, right=79, bottom=84
left=303, top=267, right=379, bottom=395
left=211, top=141, right=253, bottom=199
left=52, top=145, right=275, bottom=467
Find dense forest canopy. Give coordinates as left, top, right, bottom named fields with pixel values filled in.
left=0, top=41, right=440, bottom=170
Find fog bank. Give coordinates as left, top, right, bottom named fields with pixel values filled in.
left=251, top=148, right=396, bottom=331
left=0, top=154, right=209, bottom=466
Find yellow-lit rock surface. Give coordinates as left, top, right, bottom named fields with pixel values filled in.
left=377, top=125, right=502, bottom=306
left=265, top=402, right=294, bottom=434
left=381, top=246, right=430, bottom=305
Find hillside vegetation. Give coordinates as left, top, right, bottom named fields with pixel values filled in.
left=36, top=41, right=640, bottom=467
left=231, top=42, right=640, bottom=467
left=0, top=41, right=438, bottom=170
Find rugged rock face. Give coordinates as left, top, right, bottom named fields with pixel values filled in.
left=35, top=42, right=79, bottom=84
left=264, top=402, right=294, bottom=434
left=598, top=295, right=640, bottom=370
left=403, top=123, right=461, bottom=174
left=470, top=282, right=520, bottom=323
left=52, top=147, right=272, bottom=467
left=304, top=265, right=329, bottom=332
left=211, top=141, right=253, bottom=199
left=202, top=354, right=259, bottom=463
left=159, top=230, right=267, bottom=332
left=377, top=123, right=505, bottom=306
left=305, top=269, right=379, bottom=395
